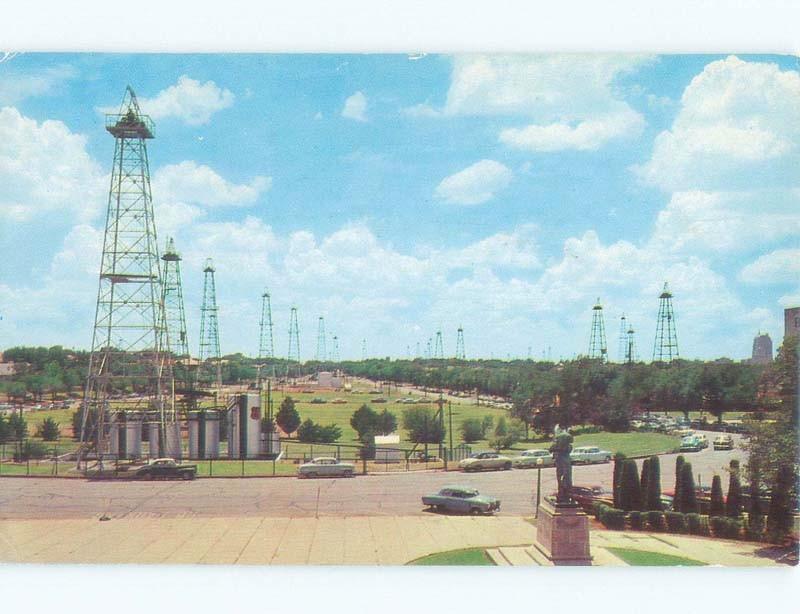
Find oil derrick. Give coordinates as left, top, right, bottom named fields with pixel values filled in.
left=653, top=282, right=679, bottom=362
left=425, top=338, right=432, bottom=359
left=78, top=86, right=172, bottom=464
left=199, top=258, right=221, bottom=388
left=415, top=341, right=421, bottom=358
left=588, top=298, right=608, bottom=360
left=616, top=314, right=628, bottom=363
left=455, top=325, right=466, bottom=360
left=361, top=338, right=367, bottom=361
left=287, top=306, right=300, bottom=362
left=315, top=316, right=327, bottom=361
left=331, top=335, right=340, bottom=362
left=625, top=323, right=638, bottom=364
left=161, top=237, right=190, bottom=397
left=434, top=330, right=444, bottom=360
left=258, top=289, right=274, bottom=361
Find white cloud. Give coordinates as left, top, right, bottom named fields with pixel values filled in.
left=434, top=159, right=512, bottom=205
left=401, top=103, right=441, bottom=118
left=499, top=108, right=644, bottom=152
left=0, top=64, right=76, bottom=105
left=441, top=224, right=541, bottom=270
left=0, top=106, right=105, bottom=222
left=153, top=161, right=270, bottom=207
left=636, top=56, right=800, bottom=192
left=102, top=76, right=234, bottom=126
left=341, top=91, right=367, bottom=122
left=740, top=248, right=800, bottom=285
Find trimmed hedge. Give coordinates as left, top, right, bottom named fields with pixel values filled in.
left=665, top=511, right=687, bottom=534
left=711, top=516, right=742, bottom=540
left=686, top=513, right=710, bottom=536
left=627, top=511, right=643, bottom=530
left=646, top=511, right=666, bottom=532
left=593, top=501, right=610, bottom=520
left=600, top=507, right=626, bottom=530
left=746, top=514, right=765, bottom=541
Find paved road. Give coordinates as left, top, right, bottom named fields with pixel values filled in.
left=0, top=431, right=744, bottom=519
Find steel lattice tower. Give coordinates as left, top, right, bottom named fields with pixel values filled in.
left=78, top=86, right=172, bottom=461
left=588, top=298, right=608, bottom=360
left=315, top=316, right=327, bottom=361
left=161, top=237, right=189, bottom=360
left=434, top=330, right=444, bottom=359
left=653, top=282, right=679, bottom=362
left=625, top=323, right=638, bottom=364
left=199, top=258, right=221, bottom=387
left=287, top=307, right=300, bottom=362
left=616, top=314, right=628, bottom=363
left=455, top=325, right=466, bottom=360
left=425, top=338, right=432, bottom=359
left=331, top=335, right=340, bottom=362
left=361, top=338, right=367, bottom=361
left=258, top=289, right=274, bottom=360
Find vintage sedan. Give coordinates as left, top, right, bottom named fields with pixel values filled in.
left=458, top=452, right=513, bottom=472
left=134, top=458, right=197, bottom=480
left=713, top=434, right=734, bottom=450
left=297, top=457, right=355, bottom=478
left=512, top=449, right=555, bottom=469
left=679, top=435, right=703, bottom=453
left=569, top=446, right=612, bottom=464
left=422, top=485, right=500, bottom=515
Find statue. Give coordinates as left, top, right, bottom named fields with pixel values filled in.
left=549, top=424, right=574, bottom=505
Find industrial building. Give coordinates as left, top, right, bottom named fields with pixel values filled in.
left=751, top=332, right=773, bottom=364
left=785, top=306, right=800, bottom=341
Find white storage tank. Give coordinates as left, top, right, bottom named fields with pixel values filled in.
left=108, top=413, right=143, bottom=460
left=228, top=393, right=262, bottom=459
left=147, top=419, right=183, bottom=460
left=188, top=410, right=221, bottom=459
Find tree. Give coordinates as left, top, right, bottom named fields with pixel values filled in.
left=8, top=413, right=27, bottom=440
left=480, top=415, right=494, bottom=438
left=0, top=413, right=10, bottom=443
left=613, top=452, right=626, bottom=508
left=350, top=404, right=378, bottom=441
left=494, top=416, right=508, bottom=437
left=276, top=396, right=301, bottom=437
left=297, top=419, right=317, bottom=443
left=674, top=456, right=685, bottom=512
left=460, top=418, right=484, bottom=443
left=646, top=455, right=662, bottom=511
left=680, top=462, right=698, bottom=514
left=38, top=417, right=60, bottom=441
left=710, top=475, right=725, bottom=517
left=726, top=459, right=742, bottom=518
left=640, top=458, right=651, bottom=510
left=766, top=464, right=795, bottom=543
left=402, top=407, right=444, bottom=444
left=376, top=409, right=397, bottom=435
left=619, top=459, right=641, bottom=512
left=748, top=456, right=763, bottom=531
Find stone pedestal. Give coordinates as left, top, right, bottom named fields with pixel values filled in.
left=534, top=498, right=592, bottom=565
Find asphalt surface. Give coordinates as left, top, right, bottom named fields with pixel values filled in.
left=0, top=431, right=745, bottom=519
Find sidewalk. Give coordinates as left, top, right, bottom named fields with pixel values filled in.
left=0, top=516, right=781, bottom=566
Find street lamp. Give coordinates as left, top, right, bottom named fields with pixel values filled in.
left=535, top=457, right=544, bottom=518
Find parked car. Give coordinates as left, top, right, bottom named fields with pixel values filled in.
left=568, top=485, right=612, bottom=512
left=422, top=485, right=500, bottom=515
left=512, top=449, right=555, bottom=469
left=569, top=446, right=612, bottom=464
left=713, top=434, right=734, bottom=450
left=679, top=435, right=703, bottom=452
left=298, top=457, right=355, bottom=478
left=134, top=458, right=197, bottom=480
left=696, top=434, right=709, bottom=449
left=458, top=452, right=512, bottom=472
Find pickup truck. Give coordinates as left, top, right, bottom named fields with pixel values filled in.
left=134, top=458, right=197, bottom=480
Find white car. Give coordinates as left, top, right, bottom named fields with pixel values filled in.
left=512, top=449, right=555, bottom=468
left=458, top=452, right=513, bottom=472
left=570, top=446, right=612, bottom=464
left=298, top=457, right=355, bottom=478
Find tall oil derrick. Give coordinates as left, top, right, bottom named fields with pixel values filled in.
left=434, top=330, right=444, bottom=360
left=361, top=338, right=367, bottom=361
left=455, top=325, right=466, bottom=360
left=425, top=338, right=432, bottom=359
left=199, top=258, right=221, bottom=388
left=161, top=237, right=189, bottom=360
left=331, top=335, right=340, bottom=362
left=258, top=289, right=274, bottom=361
left=78, top=86, right=172, bottom=463
left=315, top=316, right=327, bottom=361
left=415, top=341, right=421, bottom=358
left=588, top=298, right=608, bottom=360
left=287, top=306, right=300, bottom=362
left=616, top=314, right=628, bottom=363
left=625, top=323, right=638, bottom=364
left=653, top=282, right=679, bottom=362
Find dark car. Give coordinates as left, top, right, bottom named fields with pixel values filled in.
left=551, top=485, right=612, bottom=513
left=134, top=458, right=197, bottom=480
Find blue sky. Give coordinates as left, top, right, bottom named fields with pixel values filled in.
left=1, top=53, right=798, bottom=360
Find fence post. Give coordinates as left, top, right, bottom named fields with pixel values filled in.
left=272, top=458, right=276, bottom=476
left=241, top=456, right=245, bottom=477
left=26, top=452, right=30, bottom=476
left=54, top=446, right=58, bottom=476
left=209, top=457, right=213, bottom=477
left=362, top=456, right=367, bottom=475
left=0, top=442, right=3, bottom=475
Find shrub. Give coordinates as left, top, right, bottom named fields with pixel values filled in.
left=665, top=511, right=687, bottom=533
left=646, top=456, right=662, bottom=511
left=14, top=440, right=49, bottom=461
left=37, top=417, right=60, bottom=441
left=460, top=418, right=484, bottom=443
left=746, top=514, right=765, bottom=542
left=480, top=416, right=493, bottom=438
left=724, top=518, right=742, bottom=540
left=726, top=459, right=742, bottom=518
left=619, top=459, right=641, bottom=511
left=593, top=501, right=610, bottom=521
left=686, top=513, right=709, bottom=536
left=710, top=475, right=725, bottom=517
left=680, top=462, right=698, bottom=514
left=767, top=464, right=795, bottom=543
left=297, top=419, right=342, bottom=443
left=612, top=453, right=626, bottom=508
left=628, top=511, right=643, bottom=530
left=647, top=511, right=666, bottom=532
left=674, top=455, right=685, bottom=512
left=710, top=516, right=741, bottom=539
left=600, top=507, right=626, bottom=530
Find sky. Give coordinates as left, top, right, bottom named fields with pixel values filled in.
left=0, top=53, right=798, bottom=361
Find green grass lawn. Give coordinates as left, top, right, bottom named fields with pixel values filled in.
left=408, top=548, right=495, bottom=566
left=509, top=432, right=680, bottom=458
left=606, top=547, right=706, bottom=566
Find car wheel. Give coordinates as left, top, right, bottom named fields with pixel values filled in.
left=181, top=472, right=193, bottom=480
left=143, top=473, right=153, bottom=480
left=504, top=462, right=512, bottom=470
left=308, top=472, right=317, bottom=478
left=343, top=470, right=353, bottom=478
left=469, top=507, right=481, bottom=515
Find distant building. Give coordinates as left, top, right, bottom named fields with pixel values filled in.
left=785, top=307, right=800, bottom=341
left=751, top=333, right=773, bottom=364
left=317, top=371, right=342, bottom=389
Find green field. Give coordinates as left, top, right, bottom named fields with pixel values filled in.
left=606, top=547, right=706, bottom=566
left=408, top=548, right=495, bottom=566
left=515, top=432, right=681, bottom=458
